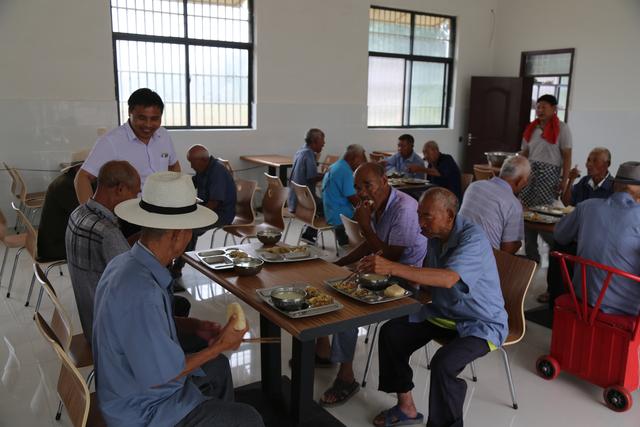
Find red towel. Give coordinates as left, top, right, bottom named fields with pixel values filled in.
left=523, top=114, right=560, bottom=145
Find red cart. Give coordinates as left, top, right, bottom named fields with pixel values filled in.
left=536, top=251, right=640, bottom=412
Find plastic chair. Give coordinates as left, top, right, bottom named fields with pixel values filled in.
left=220, top=179, right=257, bottom=246
left=369, top=152, right=386, bottom=162
left=264, top=173, right=295, bottom=242
left=290, top=181, right=338, bottom=256
left=34, top=313, right=104, bottom=427
left=217, top=158, right=234, bottom=178
left=0, top=208, right=27, bottom=289
left=319, top=154, right=340, bottom=174
left=473, top=165, right=495, bottom=181
left=5, top=205, right=66, bottom=309
left=339, top=214, right=365, bottom=246
left=3, top=163, right=45, bottom=231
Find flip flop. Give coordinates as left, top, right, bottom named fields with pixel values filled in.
left=319, top=378, right=360, bottom=407
left=372, top=406, right=424, bottom=427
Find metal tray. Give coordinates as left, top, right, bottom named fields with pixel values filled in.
left=523, top=211, right=562, bottom=224
left=401, top=178, right=429, bottom=185
left=194, top=247, right=251, bottom=270
left=255, top=246, right=322, bottom=263
left=256, top=285, right=343, bottom=318
left=529, top=205, right=573, bottom=217
left=324, top=277, right=413, bottom=305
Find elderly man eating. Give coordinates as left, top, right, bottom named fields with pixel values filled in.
left=317, top=162, right=427, bottom=407
left=361, top=187, right=508, bottom=427
left=93, top=172, right=263, bottom=427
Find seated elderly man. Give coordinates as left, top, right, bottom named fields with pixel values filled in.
left=317, top=162, right=428, bottom=406
left=171, top=144, right=237, bottom=278
left=554, top=161, right=640, bottom=316
left=289, top=128, right=326, bottom=243
left=93, top=172, right=263, bottom=426
left=545, top=148, right=615, bottom=307
left=360, top=187, right=508, bottom=427
left=37, top=149, right=88, bottom=261
left=321, top=144, right=367, bottom=246
left=407, top=140, right=462, bottom=200
left=381, top=134, right=425, bottom=179
left=459, top=155, right=530, bottom=254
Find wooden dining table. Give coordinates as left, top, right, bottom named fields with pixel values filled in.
left=182, top=244, right=422, bottom=426
left=240, top=155, right=293, bottom=185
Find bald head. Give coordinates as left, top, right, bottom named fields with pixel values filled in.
left=420, top=187, right=459, bottom=215
left=187, top=144, right=212, bottom=173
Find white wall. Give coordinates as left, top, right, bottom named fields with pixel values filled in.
left=0, top=0, right=501, bottom=220
left=493, top=0, right=640, bottom=173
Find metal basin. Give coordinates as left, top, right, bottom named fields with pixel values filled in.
left=270, top=287, right=307, bottom=311
left=484, top=151, right=517, bottom=168
left=233, top=257, right=264, bottom=276
left=357, top=273, right=391, bottom=291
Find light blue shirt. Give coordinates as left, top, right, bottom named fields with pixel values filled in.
left=554, top=192, right=640, bottom=316
left=322, top=159, right=356, bottom=226
left=93, top=243, right=206, bottom=427
left=82, top=121, right=177, bottom=187
left=384, top=151, right=425, bottom=179
left=371, top=188, right=428, bottom=267
left=288, top=145, right=318, bottom=212
left=459, top=177, right=523, bottom=249
left=412, top=215, right=509, bottom=346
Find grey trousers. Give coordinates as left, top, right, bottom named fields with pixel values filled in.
left=175, top=355, right=264, bottom=427
left=331, top=328, right=358, bottom=363
left=524, top=228, right=554, bottom=264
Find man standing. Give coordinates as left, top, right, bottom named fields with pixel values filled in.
left=66, top=160, right=141, bottom=341
left=382, top=134, right=424, bottom=179
left=93, top=172, right=263, bottom=426
left=75, top=88, right=181, bottom=204
left=288, top=128, right=326, bottom=243
left=362, top=188, right=508, bottom=427
left=170, top=144, right=237, bottom=277
left=321, top=144, right=367, bottom=246
left=459, top=155, right=530, bottom=254
left=37, top=149, right=89, bottom=261
left=407, top=140, right=462, bottom=200
left=318, top=162, right=427, bottom=407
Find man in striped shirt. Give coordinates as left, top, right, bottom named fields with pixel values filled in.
left=459, top=156, right=531, bottom=254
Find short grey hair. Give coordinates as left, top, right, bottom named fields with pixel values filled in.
left=187, top=144, right=209, bottom=160
left=424, top=140, right=439, bottom=151
left=590, top=147, right=612, bottom=165
left=344, top=144, right=365, bottom=158
left=305, top=128, right=325, bottom=145
left=97, top=160, right=139, bottom=190
left=500, top=155, right=531, bottom=179
left=420, top=187, right=459, bottom=214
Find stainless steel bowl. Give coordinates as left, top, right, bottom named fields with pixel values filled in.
left=270, top=287, right=307, bottom=311
left=233, top=257, right=264, bottom=276
left=256, top=229, right=282, bottom=245
left=357, top=273, right=391, bottom=291
left=484, top=152, right=518, bottom=168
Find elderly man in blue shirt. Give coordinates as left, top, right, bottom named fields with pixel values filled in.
left=360, top=187, right=508, bottom=427
left=317, top=162, right=428, bottom=407
left=554, top=161, right=640, bottom=316
left=288, top=128, right=326, bottom=243
left=93, top=172, right=263, bottom=427
left=321, top=144, right=367, bottom=246
left=381, top=134, right=425, bottom=179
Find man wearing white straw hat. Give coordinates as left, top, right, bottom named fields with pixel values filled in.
left=37, top=148, right=90, bottom=261
left=93, top=171, right=264, bottom=427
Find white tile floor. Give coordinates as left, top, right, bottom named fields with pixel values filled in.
left=0, top=222, right=638, bottom=427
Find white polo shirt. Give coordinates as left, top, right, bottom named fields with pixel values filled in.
left=82, top=121, right=178, bottom=186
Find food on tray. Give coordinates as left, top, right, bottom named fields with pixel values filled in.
left=384, top=284, right=406, bottom=298
left=226, top=303, right=246, bottom=330
left=272, top=290, right=305, bottom=300
left=307, top=294, right=334, bottom=307
left=353, top=288, right=372, bottom=298
left=263, top=246, right=308, bottom=255
left=227, top=250, right=249, bottom=259
left=561, top=206, right=575, bottom=214
left=304, top=286, right=321, bottom=298
left=334, top=278, right=358, bottom=294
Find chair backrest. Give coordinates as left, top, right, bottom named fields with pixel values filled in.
left=340, top=214, right=365, bottom=246
left=319, top=154, right=340, bottom=174
left=493, top=249, right=537, bottom=344
left=461, top=173, right=473, bottom=196
left=34, top=263, right=73, bottom=350
left=473, top=165, right=495, bottom=181
left=0, top=208, right=7, bottom=241
left=14, top=206, right=37, bottom=259
left=3, top=163, right=20, bottom=198
left=369, top=152, right=386, bottom=163
left=264, top=173, right=283, bottom=188
left=290, top=181, right=316, bottom=225
left=233, top=179, right=257, bottom=224
left=261, top=185, right=288, bottom=230
left=217, top=158, right=234, bottom=178
left=34, top=312, right=90, bottom=427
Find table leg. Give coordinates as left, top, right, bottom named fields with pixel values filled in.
left=268, top=166, right=277, bottom=178
left=278, top=166, right=290, bottom=186
left=290, top=337, right=315, bottom=426
left=260, top=314, right=282, bottom=398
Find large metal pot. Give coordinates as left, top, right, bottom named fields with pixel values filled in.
left=484, top=151, right=518, bottom=168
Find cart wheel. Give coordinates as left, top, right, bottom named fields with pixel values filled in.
left=603, top=386, right=632, bottom=412
left=536, top=356, right=559, bottom=380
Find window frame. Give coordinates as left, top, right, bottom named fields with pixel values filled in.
left=519, top=48, right=574, bottom=122
left=367, top=5, right=456, bottom=129
left=110, top=0, right=254, bottom=130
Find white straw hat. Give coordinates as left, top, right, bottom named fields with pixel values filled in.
left=115, top=172, right=218, bottom=229
left=60, top=149, right=90, bottom=172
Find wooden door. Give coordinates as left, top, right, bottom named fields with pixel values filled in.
left=464, top=76, right=533, bottom=172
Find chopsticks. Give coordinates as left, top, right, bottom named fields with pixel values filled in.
left=242, top=337, right=281, bottom=344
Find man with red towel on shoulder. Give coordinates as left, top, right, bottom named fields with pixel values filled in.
left=519, top=95, right=573, bottom=279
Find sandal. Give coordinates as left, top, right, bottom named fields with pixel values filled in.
left=319, top=378, right=360, bottom=407
left=372, top=406, right=424, bottom=427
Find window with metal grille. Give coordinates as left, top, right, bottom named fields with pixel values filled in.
left=367, top=7, right=455, bottom=128
left=111, top=0, right=253, bottom=128
left=520, top=48, right=574, bottom=122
